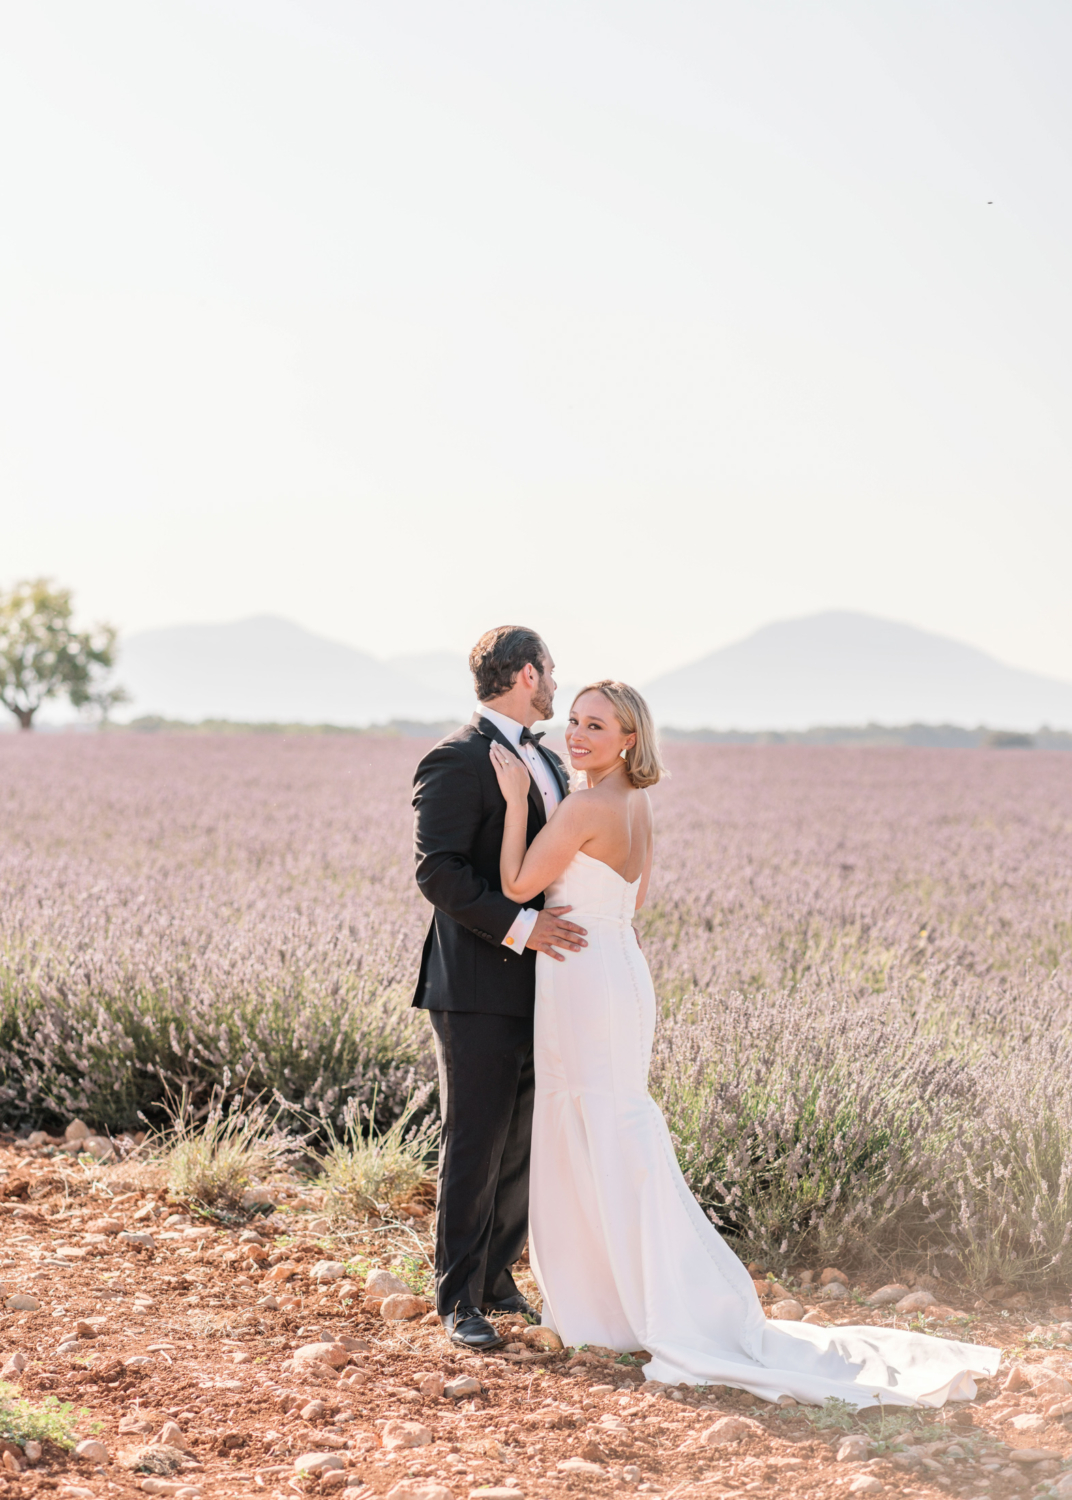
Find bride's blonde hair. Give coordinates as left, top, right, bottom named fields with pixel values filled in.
left=571, top=680, right=666, bottom=790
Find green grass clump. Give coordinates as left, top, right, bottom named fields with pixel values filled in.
left=320, top=1090, right=437, bottom=1221
left=0, top=1382, right=85, bottom=1449
left=392, top=1252, right=433, bottom=1296
left=796, top=1397, right=951, bottom=1445
left=159, top=1088, right=295, bottom=1211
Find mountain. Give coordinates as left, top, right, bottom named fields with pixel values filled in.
left=119, top=616, right=468, bottom=725
left=642, top=612, right=1072, bottom=731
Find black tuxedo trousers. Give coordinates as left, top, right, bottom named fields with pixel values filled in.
left=411, top=715, right=568, bottom=1313
left=430, top=1009, right=534, bottom=1311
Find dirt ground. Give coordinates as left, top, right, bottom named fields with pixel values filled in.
left=1, top=1137, right=1070, bottom=1500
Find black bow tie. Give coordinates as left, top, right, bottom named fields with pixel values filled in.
left=519, top=727, right=545, bottom=748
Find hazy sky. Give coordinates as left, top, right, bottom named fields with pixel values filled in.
left=4, top=0, right=1072, bottom=687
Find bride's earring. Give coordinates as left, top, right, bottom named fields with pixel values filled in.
left=620, top=749, right=627, bottom=759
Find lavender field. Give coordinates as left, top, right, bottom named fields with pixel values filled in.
left=2, top=734, right=1071, bottom=1290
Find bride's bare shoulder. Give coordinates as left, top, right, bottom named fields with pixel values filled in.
left=552, top=785, right=598, bottom=827
left=631, top=786, right=655, bottom=831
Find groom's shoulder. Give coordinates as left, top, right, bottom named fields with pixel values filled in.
left=413, top=719, right=485, bottom=780
left=434, top=718, right=485, bottom=756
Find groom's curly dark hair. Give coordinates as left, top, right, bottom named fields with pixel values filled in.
left=470, top=625, right=546, bottom=702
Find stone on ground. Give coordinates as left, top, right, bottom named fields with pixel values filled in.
left=157, top=1422, right=191, bottom=1451
left=771, top=1298, right=805, bottom=1320
left=118, top=1231, right=156, bottom=1251
left=5, top=1294, right=41, bottom=1311
left=836, top=1435, right=872, bottom=1462
left=263, top=1261, right=300, bottom=1285
left=444, top=1375, right=482, bottom=1398
left=294, top=1452, right=346, bottom=1473
left=699, top=1415, right=762, bottom=1444
left=522, top=1325, right=563, bottom=1350
left=365, top=1268, right=414, bottom=1298
left=558, top=1457, right=604, bottom=1475
left=118, top=1416, right=154, bottom=1435
left=848, top=1477, right=883, bottom=1494
left=1033, top=1372, right=1072, bottom=1397
left=1009, top=1413, right=1047, bottom=1433
left=820, top=1267, right=850, bottom=1287
left=386, top=1484, right=455, bottom=1500
left=312, top=1260, right=347, bottom=1282
left=866, top=1284, right=909, bottom=1307
left=74, top=1439, right=109, bottom=1463
left=894, top=1290, right=936, bottom=1313
left=291, top=1341, right=350, bottom=1369
left=381, top=1420, right=432, bottom=1450
left=381, top=1293, right=426, bottom=1320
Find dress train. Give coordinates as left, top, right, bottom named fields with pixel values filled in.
left=528, top=851, right=999, bottom=1407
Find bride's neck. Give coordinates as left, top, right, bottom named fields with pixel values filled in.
left=586, top=762, right=627, bottom=790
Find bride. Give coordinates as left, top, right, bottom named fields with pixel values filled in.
left=488, top=680, right=999, bottom=1408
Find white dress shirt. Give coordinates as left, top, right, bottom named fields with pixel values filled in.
left=478, top=704, right=563, bottom=953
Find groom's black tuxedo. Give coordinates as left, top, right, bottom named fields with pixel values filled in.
left=412, top=714, right=569, bottom=1016
left=411, top=711, right=569, bottom=1317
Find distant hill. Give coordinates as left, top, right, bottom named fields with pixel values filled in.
left=119, top=616, right=471, bottom=725
left=115, top=610, right=1072, bottom=734
left=642, top=612, right=1072, bottom=731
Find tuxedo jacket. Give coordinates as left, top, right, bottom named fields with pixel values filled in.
left=411, top=713, right=570, bottom=1017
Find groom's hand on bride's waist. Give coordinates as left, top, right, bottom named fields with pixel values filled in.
left=526, top=906, right=587, bottom=961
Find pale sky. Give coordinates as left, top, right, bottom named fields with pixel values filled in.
left=3, top=0, right=1072, bottom=688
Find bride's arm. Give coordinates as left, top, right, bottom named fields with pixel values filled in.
left=489, top=743, right=591, bottom=903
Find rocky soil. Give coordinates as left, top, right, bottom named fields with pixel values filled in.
left=1, top=1135, right=1071, bottom=1500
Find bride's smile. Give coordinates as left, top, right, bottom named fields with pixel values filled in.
left=565, top=691, right=636, bottom=786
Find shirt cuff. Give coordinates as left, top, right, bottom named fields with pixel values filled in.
left=502, top=907, right=539, bottom=953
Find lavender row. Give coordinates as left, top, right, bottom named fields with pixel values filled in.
left=1, top=734, right=1069, bottom=1285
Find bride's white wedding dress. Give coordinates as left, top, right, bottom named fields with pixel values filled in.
left=528, top=850, right=999, bottom=1407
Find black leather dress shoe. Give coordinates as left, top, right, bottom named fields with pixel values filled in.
left=481, top=1292, right=541, bottom=1323
left=442, top=1305, right=504, bottom=1350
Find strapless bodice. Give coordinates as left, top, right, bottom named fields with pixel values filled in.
left=545, top=849, right=640, bottom=926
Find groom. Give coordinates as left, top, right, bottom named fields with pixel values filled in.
left=411, top=626, right=587, bottom=1350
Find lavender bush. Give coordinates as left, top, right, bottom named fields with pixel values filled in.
left=1, top=735, right=1070, bottom=1288
left=0, top=736, right=430, bottom=1130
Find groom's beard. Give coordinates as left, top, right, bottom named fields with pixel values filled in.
left=532, top=682, right=555, bottom=721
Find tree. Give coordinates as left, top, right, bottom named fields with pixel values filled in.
left=0, top=579, right=127, bottom=731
